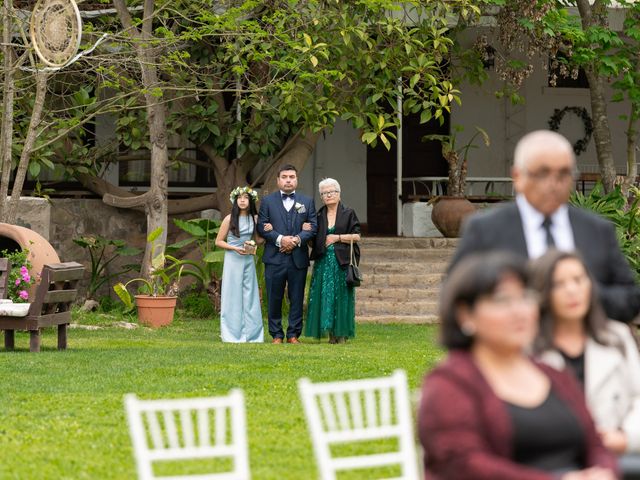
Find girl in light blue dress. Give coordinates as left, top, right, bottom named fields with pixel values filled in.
left=215, top=186, right=264, bottom=343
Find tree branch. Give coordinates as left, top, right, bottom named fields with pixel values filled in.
left=112, top=0, right=138, bottom=37
left=103, top=190, right=151, bottom=209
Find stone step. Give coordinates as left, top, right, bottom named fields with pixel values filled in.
left=362, top=273, right=444, bottom=288
left=353, top=236, right=456, bottom=324
left=357, top=314, right=440, bottom=324
left=361, top=248, right=453, bottom=263
left=356, top=300, right=438, bottom=316
left=362, top=237, right=459, bottom=249
left=358, top=287, right=440, bottom=301
left=359, top=263, right=448, bottom=274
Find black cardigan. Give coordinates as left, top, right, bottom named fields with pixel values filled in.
left=311, top=202, right=361, bottom=267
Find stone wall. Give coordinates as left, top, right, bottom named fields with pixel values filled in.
left=14, top=197, right=217, bottom=299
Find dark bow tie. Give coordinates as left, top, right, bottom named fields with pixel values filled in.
left=281, top=193, right=295, bottom=199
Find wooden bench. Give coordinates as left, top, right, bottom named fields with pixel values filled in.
left=0, top=258, right=11, bottom=299
left=1, top=262, right=84, bottom=352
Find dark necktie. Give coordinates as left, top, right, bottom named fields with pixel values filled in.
left=542, top=216, right=555, bottom=248
left=281, top=193, right=294, bottom=200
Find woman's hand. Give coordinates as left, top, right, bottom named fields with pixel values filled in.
left=561, top=467, right=618, bottom=480
left=302, top=222, right=312, bottom=231
left=325, top=234, right=340, bottom=247
left=263, top=223, right=273, bottom=232
left=235, top=246, right=247, bottom=255
left=599, top=429, right=627, bottom=454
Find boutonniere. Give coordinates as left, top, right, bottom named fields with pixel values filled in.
left=294, top=202, right=306, bottom=214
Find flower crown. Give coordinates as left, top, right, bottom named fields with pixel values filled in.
left=229, top=186, right=259, bottom=204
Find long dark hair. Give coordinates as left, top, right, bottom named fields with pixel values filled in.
left=229, top=194, right=258, bottom=237
left=529, top=249, right=613, bottom=353
left=440, top=252, right=530, bottom=350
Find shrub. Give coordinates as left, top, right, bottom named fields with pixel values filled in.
left=570, top=183, right=640, bottom=279
left=1, top=249, right=36, bottom=303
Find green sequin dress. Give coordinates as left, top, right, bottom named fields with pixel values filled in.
left=305, top=227, right=356, bottom=339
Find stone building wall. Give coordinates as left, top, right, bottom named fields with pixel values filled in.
left=14, top=197, right=218, bottom=299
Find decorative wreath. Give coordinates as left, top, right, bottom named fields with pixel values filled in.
left=548, top=106, right=594, bottom=156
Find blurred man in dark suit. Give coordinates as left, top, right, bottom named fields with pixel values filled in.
left=450, top=130, right=640, bottom=323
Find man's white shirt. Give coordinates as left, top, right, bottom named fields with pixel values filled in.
left=515, top=194, right=575, bottom=259
left=276, top=191, right=296, bottom=247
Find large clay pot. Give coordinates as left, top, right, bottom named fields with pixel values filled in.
left=431, top=197, right=477, bottom=238
left=135, top=295, right=177, bottom=328
left=0, top=223, right=61, bottom=295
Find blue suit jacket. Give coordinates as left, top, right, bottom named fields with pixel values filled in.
left=258, top=191, right=317, bottom=268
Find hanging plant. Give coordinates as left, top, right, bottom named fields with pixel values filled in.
left=548, top=106, right=594, bottom=156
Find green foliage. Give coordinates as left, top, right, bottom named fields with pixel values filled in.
left=83, top=0, right=476, bottom=175
left=570, top=183, right=640, bottom=278
left=113, top=228, right=187, bottom=309
left=166, top=218, right=224, bottom=289
left=423, top=125, right=490, bottom=196
left=0, top=249, right=36, bottom=303
left=179, top=288, right=215, bottom=318
left=97, top=295, right=127, bottom=313
left=73, top=235, right=142, bottom=299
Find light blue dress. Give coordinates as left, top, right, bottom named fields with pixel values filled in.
left=220, top=215, right=264, bottom=343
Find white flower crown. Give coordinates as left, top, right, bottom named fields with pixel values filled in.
left=229, top=186, right=259, bottom=204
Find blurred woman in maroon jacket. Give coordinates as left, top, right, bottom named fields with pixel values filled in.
left=418, top=252, right=618, bottom=480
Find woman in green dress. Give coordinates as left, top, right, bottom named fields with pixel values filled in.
left=305, top=178, right=361, bottom=343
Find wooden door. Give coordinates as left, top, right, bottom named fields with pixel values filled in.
left=366, top=113, right=449, bottom=235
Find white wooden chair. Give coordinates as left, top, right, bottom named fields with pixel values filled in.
left=298, top=369, right=419, bottom=480
left=124, top=390, right=250, bottom=480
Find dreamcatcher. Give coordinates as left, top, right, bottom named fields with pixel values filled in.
left=29, top=0, right=82, bottom=68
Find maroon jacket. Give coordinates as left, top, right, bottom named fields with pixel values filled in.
left=418, top=350, right=619, bottom=480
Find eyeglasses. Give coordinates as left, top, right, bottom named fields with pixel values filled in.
left=484, top=289, right=540, bottom=308
left=320, top=190, right=340, bottom=197
left=525, top=168, right=577, bottom=183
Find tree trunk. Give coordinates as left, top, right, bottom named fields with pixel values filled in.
left=111, top=0, right=169, bottom=277
left=260, top=129, right=322, bottom=194
left=6, top=71, right=49, bottom=223
left=0, top=0, right=15, bottom=220
left=621, top=53, right=640, bottom=195
left=585, top=69, right=616, bottom=192
left=576, top=0, right=617, bottom=192
left=623, top=110, right=639, bottom=196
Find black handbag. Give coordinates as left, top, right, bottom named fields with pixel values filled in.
left=346, top=237, right=362, bottom=287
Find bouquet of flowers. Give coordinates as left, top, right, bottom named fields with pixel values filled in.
left=243, top=240, right=257, bottom=255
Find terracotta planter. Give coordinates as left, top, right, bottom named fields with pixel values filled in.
left=135, top=295, right=177, bottom=328
left=431, top=197, right=477, bottom=238
left=0, top=223, right=61, bottom=297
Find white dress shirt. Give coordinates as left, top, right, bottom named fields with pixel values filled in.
left=515, top=194, right=575, bottom=259
left=281, top=190, right=295, bottom=212
left=276, top=191, right=296, bottom=247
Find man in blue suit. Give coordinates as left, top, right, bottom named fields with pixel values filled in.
left=258, top=165, right=317, bottom=343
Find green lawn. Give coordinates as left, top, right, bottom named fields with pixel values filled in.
left=0, top=311, right=443, bottom=479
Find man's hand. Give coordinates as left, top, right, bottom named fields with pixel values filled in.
left=279, top=235, right=297, bottom=253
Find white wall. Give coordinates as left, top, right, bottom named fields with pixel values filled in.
left=452, top=30, right=632, bottom=179
left=303, top=121, right=368, bottom=222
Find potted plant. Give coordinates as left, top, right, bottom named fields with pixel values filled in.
left=114, top=227, right=184, bottom=328
left=423, top=125, right=490, bottom=237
